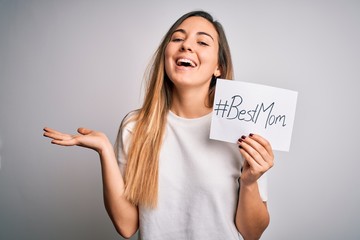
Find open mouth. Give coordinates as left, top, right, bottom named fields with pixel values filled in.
left=176, top=58, right=197, bottom=67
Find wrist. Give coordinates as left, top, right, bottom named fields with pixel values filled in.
left=240, top=178, right=258, bottom=190
left=97, top=139, right=114, bottom=156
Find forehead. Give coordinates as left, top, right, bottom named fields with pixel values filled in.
left=175, top=16, right=218, bottom=39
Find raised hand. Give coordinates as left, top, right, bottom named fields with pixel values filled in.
left=43, top=127, right=112, bottom=153
left=237, top=133, right=274, bottom=186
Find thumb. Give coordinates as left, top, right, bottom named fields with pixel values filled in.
left=77, top=127, right=92, bottom=135
left=242, top=159, right=250, bottom=170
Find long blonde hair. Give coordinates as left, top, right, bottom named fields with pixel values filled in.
left=117, top=10, right=234, bottom=208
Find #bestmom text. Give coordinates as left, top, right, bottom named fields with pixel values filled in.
left=214, top=95, right=287, bottom=129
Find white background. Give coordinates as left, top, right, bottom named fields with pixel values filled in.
left=1, top=0, right=359, bottom=239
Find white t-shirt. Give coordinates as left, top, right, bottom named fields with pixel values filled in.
left=118, top=111, right=268, bottom=240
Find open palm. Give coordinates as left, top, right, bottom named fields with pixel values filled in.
left=43, top=127, right=110, bottom=153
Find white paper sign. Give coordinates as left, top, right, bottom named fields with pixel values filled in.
left=210, top=79, right=298, bottom=152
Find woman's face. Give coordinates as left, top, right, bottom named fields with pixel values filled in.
left=165, top=16, right=221, bottom=90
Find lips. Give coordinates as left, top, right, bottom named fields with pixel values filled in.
left=176, top=58, right=197, bottom=67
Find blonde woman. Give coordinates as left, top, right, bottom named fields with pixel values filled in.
left=44, top=10, right=274, bottom=240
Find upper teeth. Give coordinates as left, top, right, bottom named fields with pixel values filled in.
left=177, top=58, right=196, bottom=67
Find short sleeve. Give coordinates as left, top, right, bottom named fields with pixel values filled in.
left=115, top=112, right=136, bottom=176
left=257, top=173, right=268, bottom=202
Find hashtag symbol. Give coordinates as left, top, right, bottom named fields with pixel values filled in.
left=214, top=99, right=229, bottom=117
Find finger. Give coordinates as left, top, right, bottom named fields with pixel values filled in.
left=51, top=138, right=78, bottom=146
left=43, top=131, right=71, bottom=141
left=77, top=128, right=92, bottom=135
left=249, top=133, right=274, bottom=158
left=241, top=158, right=250, bottom=172
left=240, top=141, right=274, bottom=171
left=240, top=135, right=271, bottom=163
left=239, top=134, right=274, bottom=171
left=239, top=140, right=267, bottom=167
left=43, top=127, right=69, bottom=139
left=43, top=127, right=65, bottom=135
left=239, top=147, right=272, bottom=177
left=239, top=147, right=261, bottom=170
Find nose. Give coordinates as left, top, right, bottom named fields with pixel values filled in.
left=180, top=39, right=193, bottom=52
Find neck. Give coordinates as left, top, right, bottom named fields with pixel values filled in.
left=170, top=86, right=212, bottom=118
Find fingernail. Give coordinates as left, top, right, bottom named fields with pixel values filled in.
left=238, top=145, right=243, bottom=149
left=241, top=135, right=246, bottom=139
left=249, top=133, right=254, bottom=137
left=238, top=138, right=243, bottom=143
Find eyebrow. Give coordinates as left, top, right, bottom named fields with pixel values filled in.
left=172, top=29, right=215, bottom=41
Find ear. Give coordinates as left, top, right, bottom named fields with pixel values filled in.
left=214, top=66, right=221, bottom=78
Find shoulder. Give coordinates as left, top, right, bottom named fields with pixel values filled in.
left=120, top=110, right=139, bottom=134
left=115, top=110, right=139, bottom=150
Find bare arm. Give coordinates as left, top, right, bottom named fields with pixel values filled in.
left=236, top=133, right=274, bottom=240
left=43, top=127, right=138, bottom=238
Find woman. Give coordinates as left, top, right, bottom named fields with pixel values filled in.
left=44, top=10, right=274, bottom=239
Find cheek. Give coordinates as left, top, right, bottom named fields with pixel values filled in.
left=211, top=48, right=220, bottom=69
left=201, top=50, right=219, bottom=70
